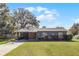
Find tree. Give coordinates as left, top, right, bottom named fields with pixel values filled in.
left=42, top=26, right=46, bottom=28
left=12, top=8, right=39, bottom=30
left=0, top=3, right=14, bottom=39
left=0, top=3, right=10, bottom=35
left=0, top=3, right=8, bottom=28
left=69, top=23, right=79, bottom=35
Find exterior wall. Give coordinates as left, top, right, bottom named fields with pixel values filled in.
left=15, top=32, right=36, bottom=40
left=37, top=31, right=67, bottom=41
left=15, top=31, right=67, bottom=41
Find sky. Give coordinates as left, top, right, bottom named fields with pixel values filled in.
left=7, top=3, right=79, bottom=29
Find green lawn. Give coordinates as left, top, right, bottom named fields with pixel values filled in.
left=0, top=41, right=7, bottom=44
left=5, top=40, right=79, bottom=56
left=0, top=39, right=15, bottom=45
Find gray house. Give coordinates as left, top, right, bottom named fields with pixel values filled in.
left=14, top=28, right=67, bottom=41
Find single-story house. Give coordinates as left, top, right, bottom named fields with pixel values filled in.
left=14, top=28, right=67, bottom=41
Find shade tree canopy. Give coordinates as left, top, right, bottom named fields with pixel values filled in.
left=12, top=8, right=39, bottom=30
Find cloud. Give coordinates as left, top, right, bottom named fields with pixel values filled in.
left=75, top=18, right=79, bottom=23
left=36, top=6, right=47, bottom=13
left=36, top=7, right=59, bottom=21
left=37, top=13, right=56, bottom=21
left=25, top=6, right=59, bottom=28
left=25, top=7, right=35, bottom=12
left=25, top=6, right=59, bottom=20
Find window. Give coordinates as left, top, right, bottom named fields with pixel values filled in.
left=58, top=32, right=63, bottom=35
left=52, top=33, right=55, bottom=36
left=58, top=32, right=63, bottom=38
left=42, top=32, right=47, bottom=37
left=37, top=32, right=43, bottom=38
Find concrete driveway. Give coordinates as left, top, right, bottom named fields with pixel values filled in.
left=0, top=42, right=24, bottom=56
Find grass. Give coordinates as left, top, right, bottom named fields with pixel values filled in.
left=5, top=39, right=79, bottom=56
left=0, top=41, right=7, bottom=44
left=0, top=39, right=15, bottom=45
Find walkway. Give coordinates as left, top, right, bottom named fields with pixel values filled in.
left=0, top=42, right=24, bottom=56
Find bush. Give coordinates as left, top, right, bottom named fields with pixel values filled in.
left=0, top=36, right=8, bottom=41
left=73, top=35, right=79, bottom=39
left=64, top=34, right=73, bottom=41
left=0, top=36, right=7, bottom=39
left=10, top=39, right=16, bottom=42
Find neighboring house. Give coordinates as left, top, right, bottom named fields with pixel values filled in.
left=14, top=28, right=67, bottom=41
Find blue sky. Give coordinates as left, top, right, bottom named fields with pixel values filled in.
left=7, top=3, right=79, bottom=29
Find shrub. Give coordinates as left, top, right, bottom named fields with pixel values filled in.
left=0, top=36, right=7, bottom=39
left=64, top=34, right=73, bottom=41
left=73, top=35, right=79, bottom=39
left=10, top=39, right=16, bottom=42
left=0, top=36, right=8, bottom=41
